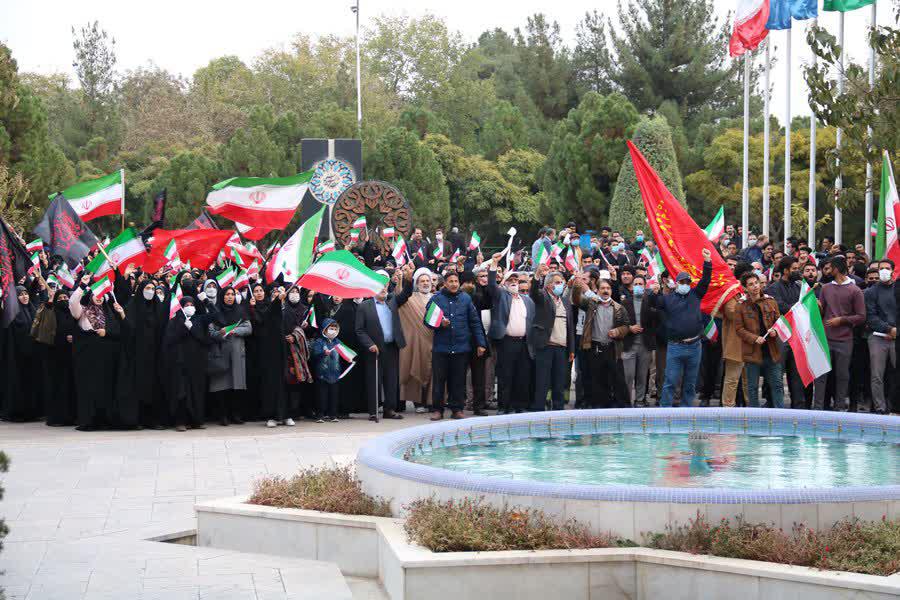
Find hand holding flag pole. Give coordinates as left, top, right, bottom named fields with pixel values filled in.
left=504, top=227, right=516, bottom=270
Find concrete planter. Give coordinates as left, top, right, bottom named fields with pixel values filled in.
left=196, top=497, right=900, bottom=600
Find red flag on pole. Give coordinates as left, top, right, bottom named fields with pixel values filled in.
left=144, top=230, right=233, bottom=272
left=626, top=141, right=740, bottom=315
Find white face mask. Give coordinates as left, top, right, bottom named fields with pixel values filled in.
left=507, top=283, right=519, bottom=294
left=879, top=268, right=892, bottom=283
left=324, top=328, right=338, bottom=340
left=599, top=295, right=612, bottom=303
left=435, top=233, right=443, bottom=241
left=143, top=289, right=155, bottom=301
left=206, top=287, right=217, bottom=299
left=183, top=306, right=196, bottom=318
left=288, top=292, right=301, bottom=303
left=676, top=283, right=691, bottom=295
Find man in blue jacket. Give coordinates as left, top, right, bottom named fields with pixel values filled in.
left=424, top=271, right=487, bottom=420
left=651, top=248, right=712, bottom=407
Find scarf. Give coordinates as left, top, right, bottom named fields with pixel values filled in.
left=83, top=302, right=106, bottom=331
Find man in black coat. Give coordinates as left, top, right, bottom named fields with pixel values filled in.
left=355, top=271, right=410, bottom=421
left=530, top=264, right=575, bottom=411
left=620, top=274, right=657, bottom=407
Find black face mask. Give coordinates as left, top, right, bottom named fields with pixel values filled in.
left=788, top=272, right=802, bottom=282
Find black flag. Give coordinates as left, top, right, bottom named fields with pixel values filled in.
left=140, top=189, right=167, bottom=241
left=0, top=217, right=34, bottom=327
left=33, top=193, right=99, bottom=270
left=185, top=209, right=218, bottom=230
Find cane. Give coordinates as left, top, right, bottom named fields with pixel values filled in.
left=375, top=351, right=382, bottom=420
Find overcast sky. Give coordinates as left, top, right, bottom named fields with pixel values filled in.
left=0, top=0, right=892, bottom=126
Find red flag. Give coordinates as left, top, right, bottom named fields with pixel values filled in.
left=144, top=229, right=233, bottom=272
left=626, top=141, right=740, bottom=315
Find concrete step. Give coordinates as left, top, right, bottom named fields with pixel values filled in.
left=346, top=576, right=390, bottom=600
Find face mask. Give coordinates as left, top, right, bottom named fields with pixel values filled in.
left=632, top=285, right=644, bottom=297
left=324, top=328, right=338, bottom=340
left=879, top=268, right=892, bottom=283
left=206, top=287, right=218, bottom=299
left=676, top=283, right=690, bottom=295
left=353, top=297, right=364, bottom=304
left=288, top=292, right=301, bottom=303
left=599, top=295, right=612, bottom=303
left=143, top=289, right=155, bottom=301
left=183, top=306, right=196, bottom=318
left=788, top=272, right=801, bottom=282
left=754, top=269, right=763, bottom=276
left=591, top=243, right=599, bottom=250
left=635, top=236, right=643, bottom=243
left=666, top=279, right=677, bottom=289
left=507, top=283, right=519, bottom=294
left=748, top=238, right=757, bottom=246
left=436, top=233, right=443, bottom=241
left=552, top=283, right=565, bottom=296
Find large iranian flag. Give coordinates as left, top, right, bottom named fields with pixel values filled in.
left=50, top=171, right=124, bottom=222
left=704, top=206, right=725, bottom=242
left=266, top=206, right=325, bottom=283
left=874, top=152, right=900, bottom=275
left=206, top=170, right=313, bottom=229
left=296, top=250, right=389, bottom=298
left=772, top=286, right=831, bottom=386
left=86, top=227, right=146, bottom=278
left=729, top=0, right=770, bottom=57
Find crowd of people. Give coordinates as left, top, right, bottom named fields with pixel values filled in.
left=2, top=220, right=898, bottom=433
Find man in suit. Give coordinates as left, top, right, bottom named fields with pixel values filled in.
left=620, top=274, right=657, bottom=407
left=355, top=270, right=410, bottom=421
left=530, top=264, right=575, bottom=411
left=485, top=253, right=535, bottom=413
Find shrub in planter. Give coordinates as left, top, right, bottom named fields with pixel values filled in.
left=404, top=497, right=617, bottom=552
left=248, top=465, right=391, bottom=517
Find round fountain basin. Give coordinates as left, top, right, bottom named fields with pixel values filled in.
left=356, top=408, right=900, bottom=539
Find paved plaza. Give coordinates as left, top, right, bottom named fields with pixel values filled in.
left=0, top=417, right=419, bottom=600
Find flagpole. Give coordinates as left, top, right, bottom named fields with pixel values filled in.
left=864, top=1, right=877, bottom=257
left=834, top=12, right=845, bottom=245
left=353, top=0, right=362, bottom=138
left=784, top=27, right=792, bottom=252
left=741, top=52, right=751, bottom=248
left=120, top=168, right=125, bottom=233
left=808, top=17, right=818, bottom=251
left=762, top=40, right=771, bottom=239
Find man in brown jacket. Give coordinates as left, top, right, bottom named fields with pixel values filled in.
left=735, top=271, right=784, bottom=408
left=572, top=273, right=631, bottom=408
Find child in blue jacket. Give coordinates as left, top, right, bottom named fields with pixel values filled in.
left=309, top=318, right=349, bottom=423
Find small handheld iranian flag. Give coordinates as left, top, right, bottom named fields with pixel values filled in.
left=771, top=285, right=831, bottom=386
left=448, top=248, right=461, bottom=263
left=533, top=243, right=550, bottom=267
left=350, top=229, right=360, bottom=243
left=415, top=246, right=425, bottom=261
left=216, top=267, right=236, bottom=288
left=164, top=239, right=181, bottom=268
left=335, top=341, right=357, bottom=362
left=703, top=206, right=725, bottom=242
left=424, top=302, right=444, bottom=328
left=56, top=264, right=75, bottom=289
left=222, top=322, right=241, bottom=337
left=46, top=274, right=59, bottom=288
left=550, top=242, right=565, bottom=260
left=432, top=245, right=443, bottom=260
left=564, top=249, right=578, bottom=272
left=468, top=232, right=481, bottom=250
left=247, top=260, right=260, bottom=281
left=26, top=238, right=43, bottom=253
left=90, top=276, right=113, bottom=300
left=29, top=251, right=40, bottom=267
left=703, top=318, right=718, bottom=342
left=169, top=284, right=183, bottom=318
left=306, top=305, right=317, bottom=328
left=382, top=227, right=395, bottom=238
left=233, top=268, right=249, bottom=290
left=317, top=239, right=336, bottom=254
left=352, top=215, right=367, bottom=231
left=392, top=234, right=408, bottom=266
left=230, top=245, right=245, bottom=267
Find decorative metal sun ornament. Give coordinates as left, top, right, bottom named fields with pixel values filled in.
left=309, top=158, right=356, bottom=205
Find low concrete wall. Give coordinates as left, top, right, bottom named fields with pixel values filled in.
left=196, top=497, right=900, bottom=600
left=195, top=496, right=400, bottom=578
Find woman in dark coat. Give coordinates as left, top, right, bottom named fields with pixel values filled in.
left=207, top=286, right=252, bottom=425
left=46, top=289, right=78, bottom=426
left=332, top=297, right=365, bottom=416
left=118, top=280, right=167, bottom=428
left=161, top=296, right=210, bottom=431
left=2, top=284, right=44, bottom=421
left=69, top=281, right=126, bottom=430
left=244, top=283, right=268, bottom=420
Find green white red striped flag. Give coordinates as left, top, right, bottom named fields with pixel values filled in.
left=86, top=228, right=146, bottom=278
left=164, top=239, right=181, bottom=268
left=206, top=170, right=313, bottom=229
left=704, top=206, right=725, bottom=242
left=468, top=231, right=481, bottom=250
left=26, top=238, right=43, bottom=253
left=266, top=205, right=326, bottom=283
left=352, top=216, right=366, bottom=230
left=50, top=171, right=124, bottom=222
left=306, top=304, right=317, bottom=328
left=216, top=267, right=236, bottom=288
left=424, top=302, right=444, bottom=327
left=56, top=263, right=75, bottom=288
left=432, top=245, right=443, bottom=260
left=771, top=285, right=831, bottom=386
left=233, top=268, right=249, bottom=290
left=29, top=251, right=40, bottom=267
left=703, top=318, right=718, bottom=342
left=46, top=274, right=59, bottom=288
left=533, top=243, right=550, bottom=267
left=169, top=284, right=183, bottom=318
left=350, top=229, right=360, bottom=243
left=317, top=239, right=336, bottom=254
left=222, top=322, right=241, bottom=337
left=295, top=250, right=389, bottom=298
left=247, top=260, right=260, bottom=281
left=90, top=276, right=113, bottom=300
left=382, top=227, right=395, bottom=238
left=335, top=341, right=357, bottom=362
left=875, top=151, right=899, bottom=272
left=392, top=234, right=408, bottom=265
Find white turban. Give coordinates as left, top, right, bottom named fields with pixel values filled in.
left=413, top=267, right=433, bottom=284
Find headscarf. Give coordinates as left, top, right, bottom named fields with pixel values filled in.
left=210, top=285, right=247, bottom=327
left=13, top=286, right=35, bottom=328
left=282, top=284, right=308, bottom=332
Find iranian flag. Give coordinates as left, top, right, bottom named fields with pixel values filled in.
left=169, top=284, right=184, bottom=318
left=295, top=250, right=389, bottom=298
left=56, top=264, right=75, bottom=289
left=415, top=246, right=425, bottom=261
left=424, top=302, right=444, bottom=328
left=247, top=260, right=260, bottom=281
left=222, top=322, right=242, bottom=337
left=729, top=0, right=770, bottom=57
left=216, top=267, right=236, bottom=288
left=772, top=286, right=831, bottom=386
left=703, top=318, right=719, bottom=342
left=550, top=242, right=565, bottom=260
left=382, top=227, right=395, bottom=238
left=206, top=170, right=313, bottom=229
left=704, top=206, right=725, bottom=242
left=233, top=268, right=249, bottom=290
left=86, top=227, right=146, bottom=279
left=564, top=250, right=578, bottom=273
left=468, top=232, right=481, bottom=250
left=306, top=305, right=317, bottom=328
left=432, top=245, right=443, bottom=260
left=352, top=216, right=367, bottom=231
left=392, top=234, right=408, bottom=265
left=50, top=171, right=124, bottom=222
left=640, top=248, right=665, bottom=283
left=164, top=239, right=181, bottom=268
left=350, top=229, right=360, bottom=243
left=90, top=276, right=113, bottom=300
left=874, top=151, right=900, bottom=275
left=46, top=274, right=59, bottom=288
left=335, top=341, right=357, bottom=362
left=266, top=206, right=326, bottom=283
left=533, top=243, right=550, bottom=267
left=317, top=239, right=336, bottom=254
left=26, top=238, right=43, bottom=253
left=448, top=248, right=461, bottom=263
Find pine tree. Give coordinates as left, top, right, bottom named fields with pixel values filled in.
left=608, top=115, right=684, bottom=236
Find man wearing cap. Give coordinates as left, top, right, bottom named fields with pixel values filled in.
left=531, top=263, right=575, bottom=411
left=485, top=253, right=535, bottom=413
left=651, top=248, right=713, bottom=407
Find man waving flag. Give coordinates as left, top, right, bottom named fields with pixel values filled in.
left=875, top=151, right=900, bottom=275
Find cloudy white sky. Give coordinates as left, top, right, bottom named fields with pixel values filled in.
left=0, top=0, right=892, bottom=125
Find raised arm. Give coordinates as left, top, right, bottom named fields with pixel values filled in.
left=694, top=250, right=713, bottom=299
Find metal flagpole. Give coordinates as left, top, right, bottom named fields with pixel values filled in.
left=762, top=41, right=771, bottom=238
left=120, top=168, right=125, bottom=232
left=864, top=1, right=877, bottom=257
left=742, top=52, right=751, bottom=248
left=834, top=12, right=845, bottom=245
left=808, top=18, right=818, bottom=249
left=784, top=27, right=792, bottom=251
left=353, top=0, right=362, bottom=138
